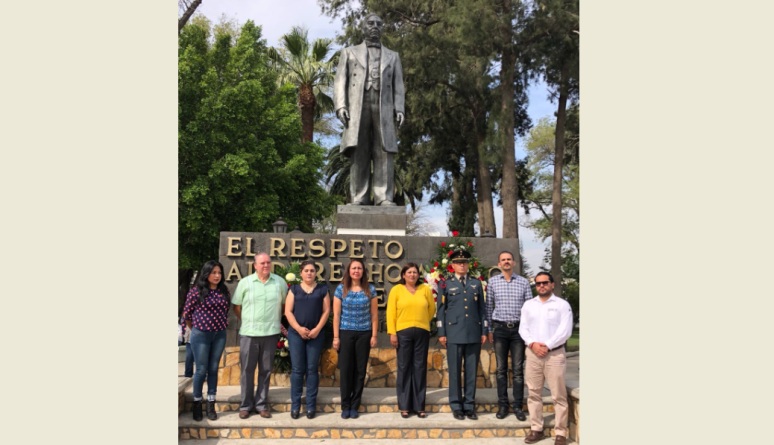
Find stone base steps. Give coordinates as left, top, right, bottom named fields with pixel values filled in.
left=178, top=410, right=558, bottom=441
left=181, top=440, right=577, bottom=445
left=181, top=385, right=556, bottom=414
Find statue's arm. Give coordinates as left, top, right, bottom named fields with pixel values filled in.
left=393, top=53, right=406, bottom=126
left=333, top=47, right=350, bottom=124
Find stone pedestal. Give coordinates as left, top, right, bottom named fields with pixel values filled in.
left=336, top=205, right=407, bottom=236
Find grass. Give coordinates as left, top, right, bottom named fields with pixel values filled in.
left=565, top=328, right=579, bottom=352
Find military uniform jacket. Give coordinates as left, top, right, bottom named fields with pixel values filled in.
left=436, top=275, right=487, bottom=344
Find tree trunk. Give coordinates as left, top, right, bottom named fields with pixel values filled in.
left=475, top=130, right=496, bottom=238
left=299, top=84, right=316, bottom=143
left=178, top=0, right=203, bottom=34
left=551, top=60, right=570, bottom=297
left=498, top=0, right=522, bottom=274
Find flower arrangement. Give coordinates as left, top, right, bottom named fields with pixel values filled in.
left=421, top=230, right=490, bottom=335
left=274, top=335, right=291, bottom=373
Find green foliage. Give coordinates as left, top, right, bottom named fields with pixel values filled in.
left=178, top=19, right=336, bottom=270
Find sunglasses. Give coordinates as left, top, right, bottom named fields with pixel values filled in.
left=451, top=260, right=469, bottom=264
left=535, top=281, right=551, bottom=286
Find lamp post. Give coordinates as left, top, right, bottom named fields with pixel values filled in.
left=272, top=218, right=288, bottom=234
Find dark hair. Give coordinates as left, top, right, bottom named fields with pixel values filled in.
left=535, top=271, right=554, bottom=283
left=398, top=262, right=421, bottom=285
left=299, top=260, right=317, bottom=270
left=195, top=260, right=230, bottom=303
left=341, top=259, right=371, bottom=299
left=498, top=251, right=515, bottom=262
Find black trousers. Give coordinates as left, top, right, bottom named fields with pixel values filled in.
left=396, top=327, right=430, bottom=412
left=339, top=330, right=372, bottom=410
left=447, top=341, right=481, bottom=412
left=493, top=322, right=525, bottom=409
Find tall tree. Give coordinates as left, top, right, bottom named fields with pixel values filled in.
left=178, top=0, right=203, bottom=33
left=523, top=0, right=578, bottom=294
left=179, top=18, right=335, bottom=271
left=268, top=26, right=337, bottom=143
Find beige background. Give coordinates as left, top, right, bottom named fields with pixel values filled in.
left=3, top=1, right=774, bottom=444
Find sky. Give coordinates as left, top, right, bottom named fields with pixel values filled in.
left=191, top=0, right=560, bottom=274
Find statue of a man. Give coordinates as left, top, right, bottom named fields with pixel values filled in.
left=334, top=13, right=405, bottom=206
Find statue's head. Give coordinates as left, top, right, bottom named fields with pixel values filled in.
left=361, top=13, right=383, bottom=42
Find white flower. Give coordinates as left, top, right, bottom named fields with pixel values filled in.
left=285, top=273, right=296, bottom=282
left=449, top=244, right=455, bottom=248
left=280, top=350, right=289, bottom=357
left=442, top=258, right=448, bottom=265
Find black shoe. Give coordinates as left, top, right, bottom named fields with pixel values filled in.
left=350, top=409, right=359, bottom=419
left=192, top=400, right=203, bottom=421
left=341, top=409, right=350, bottom=419
left=514, top=408, right=527, bottom=421
left=306, top=411, right=315, bottom=419
left=206, top=401, right=217, bottom=420
left=291, top=410, right=300, bottom=419
left=464, top=410, right=477, bottom=420
left=452, top=410, right=465, bottom=420
left=496, top=406, right=509, bottom=419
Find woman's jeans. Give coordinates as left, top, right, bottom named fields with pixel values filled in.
left=190, top=328, right=227, bottom=399
left=288, top=328, right=325, bottom=412
left=184, top=343, right=194, bottom=377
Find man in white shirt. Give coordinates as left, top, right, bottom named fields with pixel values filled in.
left=518, top=272, right=573, bottom=445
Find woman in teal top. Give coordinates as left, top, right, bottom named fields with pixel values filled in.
left=333, top=259, right=378, bottom=419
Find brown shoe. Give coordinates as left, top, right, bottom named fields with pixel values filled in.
left=259, top=409, right=271, bottom=418
left=524, top=430, right=545, bottom=444
left=238, top=410, right=250, bottom=419
left=554, top=435, right=566, bottom=445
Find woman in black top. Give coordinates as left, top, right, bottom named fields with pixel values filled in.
left=284, top=260, right=331, bottom=419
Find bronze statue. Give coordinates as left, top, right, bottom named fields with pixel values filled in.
left=334, top=13, right=405, bottom=206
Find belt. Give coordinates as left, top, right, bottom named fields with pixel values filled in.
left=493, top=320, right=519, bottom=328
left=549, top=344, right=565, bottom=352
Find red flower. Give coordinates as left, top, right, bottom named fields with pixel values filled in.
left=441, top=241, right=446, bottom=247
left=277, top=340, right=285, bottom=349
left=446, top=265, right=454, bottom=273
left=452, top=230, right=460, bottom=237
left=429, top=268, right=435, bottom=273
left=434, top=261, right=439, bottom=267
left=447, top=250, right=453, bottom=257
left=473, top=262, right=478, bottom=267
left=467, top=241, right=473, bottom=247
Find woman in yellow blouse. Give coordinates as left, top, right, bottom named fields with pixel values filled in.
left=386, top=262, right=436, bottom=418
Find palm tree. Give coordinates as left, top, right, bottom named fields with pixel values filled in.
left=269, top=26, right=337, bottom=143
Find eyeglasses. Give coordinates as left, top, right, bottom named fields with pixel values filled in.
left=451, top=261, right=469, bottom=264
left=535, top=281, right=551, bottom=286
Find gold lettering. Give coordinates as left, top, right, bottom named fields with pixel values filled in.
left=290, top=238, right=306, bottom=258
left=308, top=239, right=325, bottom=258
left=349, top=239, right=364, bottom=258
left=272, top=261, right=286, bottom=274
left=329, top=262, right=343, bottom=281
left=374, top=287, right=387, bottom=308
left=330, top=239, right=347, bottom=258
left=226, top=261, right=242, bottom=281
left=227, top=237, right=243, bottom=257
left=385, top=264, right=402, bottom=283
left=270, top=238, right=286, bottom=258
left=314, top=262, right=324, bottom=280
left=384, top=241, right=404, bottom=259
left=245, top=237, right=256, bottom=256
left=368, top=263, right=384, bottom=284
left=367, top=239, right=383, bottom=259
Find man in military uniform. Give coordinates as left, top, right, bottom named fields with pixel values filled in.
left=437, top=249, right=488, bottom=420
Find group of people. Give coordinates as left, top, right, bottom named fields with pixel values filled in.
left=181, top=250, right=573, bottom=445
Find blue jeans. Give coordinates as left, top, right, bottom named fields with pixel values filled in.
left=287, top=328, right=325, bottom=412
left=190, top=328, right=227, bottom=399
left=184, top=342, right=194, bottom=377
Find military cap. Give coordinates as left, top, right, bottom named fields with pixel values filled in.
left=449, top=249, right=472, bottom=261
